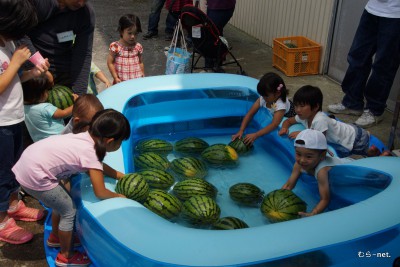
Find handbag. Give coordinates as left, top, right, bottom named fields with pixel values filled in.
left=165, top=19, right=192, bottom=75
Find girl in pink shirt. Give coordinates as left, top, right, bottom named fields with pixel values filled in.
left=12, top=109, right=130, bottom=267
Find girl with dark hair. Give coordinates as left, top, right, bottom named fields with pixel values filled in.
left=232, top=72, right=295, bottom=145
left=107, top=14, right=145, bottom=83
left=0, top=0, right=50, bottom=245
left=12, top=109, right=131, bottom=266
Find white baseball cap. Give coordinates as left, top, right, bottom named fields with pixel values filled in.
left=294, top=129, right=327, bottom=150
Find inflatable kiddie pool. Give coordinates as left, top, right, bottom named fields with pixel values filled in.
left=45, top=74, right=400, bottom=267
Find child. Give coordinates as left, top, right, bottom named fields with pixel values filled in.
left=12, top=109, right=130, bottom=266
left=107, top=14, right=144, bottom=84
left=282, top=129, right=352, bottom=216
left=22, top=76, right=79, bottom=142
left=0, top=0, right=50, bottom=245
left=278, top=85, right=379, bottom=157
left=232, top=72, right=296, bottom=145
left=62, top=94, right=105, bottom=134
left=87, top=61, right=111, bottom=95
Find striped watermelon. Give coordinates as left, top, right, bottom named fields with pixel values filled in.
left=170, top=157, right=208, bottom=179
left=115, top=173, right=149, bottom=203
left=212, top=216, right=249, bottom=230
left=136, top=139, right=173, bottom=154
left=260, top=189, right=307, bottom=223
left=201, top=144, right=238, bottom=166
left=172, top=178, right=217, bottom=200
left=134, top=152, right=169, bottom=171
left=47, top=85, right=74, bottom=109
left=138, top=169, right=175, bottom=189
left=228, top=138, right=253, bottom=155
left=181, top=195, right=221, bottom=225
left=174, top=137, right=209, bottom=155
left=144, top=189, right=182, bottom=220
left=229, top=183, right=264, bottom=206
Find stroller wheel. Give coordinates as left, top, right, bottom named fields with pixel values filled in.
left=237, top=70, right=247, bottom=76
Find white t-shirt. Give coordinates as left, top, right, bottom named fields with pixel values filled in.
left=295, top=111, right=356, bottom=151
left=24, top=103, right=65, bottom=142
left=259, top=96, right=291, bottom=115
left=0, top=41, right=24, bottom=126
left=366, top=0, right=400, bottom=18
left=313, top=156, right=354, bottom=179
left=13, top=131, right=103, bottom=191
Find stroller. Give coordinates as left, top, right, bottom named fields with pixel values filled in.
left=180, top=4, right=245, bottom=74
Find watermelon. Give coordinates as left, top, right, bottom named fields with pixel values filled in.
left=212, top=216, right=249, bottom=230
left=138, top=169, right=175, bottom=189
left=115, top=173, right=149, bottom=203
left=144, top=189, right=182, bottom=220
left=173, top=178, right=218, bottom=200
left=136, top=139, right=173, bottom=154
left=174, top=137, right=209, bottom=155
left=229, top=183, right=264, bottom=206
left=201, top=144, right=238, bottom=166
left=170, top=157, right=208, bottom=179
left=260, top=189, right=307, bottom=223
left=47, top=85, right=74, bottom=109
left=228, top=138, right=253, bottom=155
left=181, top=195, right=221, bottom=225
left=134, top=152, right=169, bottom=171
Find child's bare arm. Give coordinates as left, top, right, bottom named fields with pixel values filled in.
left=0, top=46, right=31, bottom=94
left=103, top=163, right=125, bottom=180
left=279, top=116, right=297, bottom=136
left=299, top=166, right=331, bottom=217
left=95, top=70, right=111, bottom=88
left=88, top=169, right=125, bottom=199
left=282, top=162, right=302, bottom=190
left=107, top=52, right=120, bottom=83
left=232, top=99, right=260, bottom=141
left=244, top=110, right=285, bottom=144
left=52, top=94, right=78, bottom=119
left=138, top=54, right=144, bottom=77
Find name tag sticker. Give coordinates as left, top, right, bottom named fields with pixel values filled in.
left=57, top=31, right=74, bottom=43
left=192, top=26, right=201, bottom=38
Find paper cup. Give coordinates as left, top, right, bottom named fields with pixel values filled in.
left=29, top=51, right=45, bottom=66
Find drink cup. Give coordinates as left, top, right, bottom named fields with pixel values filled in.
left=29, top=51, right=45, bottom=66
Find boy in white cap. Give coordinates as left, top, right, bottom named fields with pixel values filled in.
left=282, top=129, right=353, bottom=217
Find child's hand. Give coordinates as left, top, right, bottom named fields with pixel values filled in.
left=11, top=46, right=31, bottom=66
left=72, top=93, right=79, bottom=102
left=278, top=127, right=288, bottom=136
left=288, top=131, right=300, bottom=139
left=114, top=77, right=122, bottom=84
left=116, top=171, right=125, bottom=180
left=30, top=59, right=50, bottom=78
left=231, top=132, right=243, bottom=141
left=281, top=182, right=294, bottom=190
left=105, top=81, right=111, bottom=88
left=243, top=133, right=258, bottom=145
left=117, top=193, right=126, bottom=198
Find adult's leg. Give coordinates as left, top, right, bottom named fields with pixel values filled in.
left=147, top=0, right=167, bottom=34
left=341, top=10, right=378, bottom=111
left=364, top=16, right=400, bottom=116
left=207, top=8, right=235, bottom=36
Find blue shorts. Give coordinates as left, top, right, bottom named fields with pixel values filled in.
left=0, top=122, right=24, bottom=212
left=331, top=124, right=370, bottom=157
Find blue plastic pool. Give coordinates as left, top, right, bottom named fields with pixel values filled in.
left=45, top=74, right=400, bottom=267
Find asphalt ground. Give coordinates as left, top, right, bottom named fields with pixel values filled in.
left=1, top=0, right=397, bottom=266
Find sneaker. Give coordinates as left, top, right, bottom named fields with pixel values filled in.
left=142, top=31, right=158, bottom=40
left=47, top=232, right=81, bottom=248
left=55, top=251, right=91, bottom=267
left=328, top=103, right=363, bottom=116
left=355, top=110, right=383, bottom=128
left=7, top=200, right=45, bottom=222
left=0, top=217, right=33, bottom=244
left=165, top=33, right=173, bottom=41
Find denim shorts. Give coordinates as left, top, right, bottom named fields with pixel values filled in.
left=0, top=122, right=24, bottom=211
left=330, top=124, right=370, bottom=157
